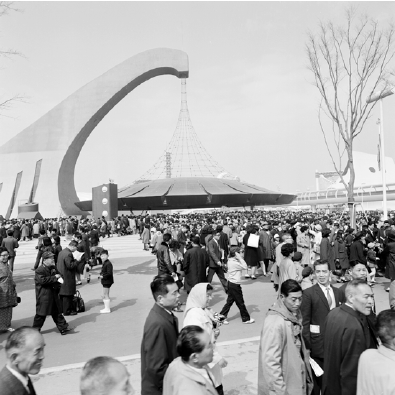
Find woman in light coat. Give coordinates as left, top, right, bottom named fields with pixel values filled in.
left=183, top=283, right=227, bottom=395
left=296, top=225, right=310, bottom=267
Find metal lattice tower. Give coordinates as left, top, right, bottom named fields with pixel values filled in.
left=133, top=79, right=233, bottom=183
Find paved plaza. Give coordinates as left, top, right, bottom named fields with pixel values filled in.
left=0, top=235, right=391, bottom=395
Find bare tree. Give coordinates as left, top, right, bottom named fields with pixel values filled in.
left=306, top=7, right=395, bottom=225
left=0, top=1, right=25, bottom=115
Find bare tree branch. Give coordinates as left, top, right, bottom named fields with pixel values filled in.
left=306, top=6, right=395, bottom=225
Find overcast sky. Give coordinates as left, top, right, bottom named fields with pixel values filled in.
left=1, top=1, right=395, bottom=197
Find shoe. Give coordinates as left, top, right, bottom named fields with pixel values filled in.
left=222, top=319, right=229, bottom=325
left=243, top=319, right=255, bottom=324
left=60, top=327, right=74, bottom=335
left=386, top=287, right=390, bottom=292
left=87, top=276, right=91, bottom=284
left=245, top=274, right=250, bottom=278
left=251, top=276, right=257, bottom=280
left=376, top=272, right=384, bottom=277
left=69, top=311, right=77, bottom=316
left=76, top=281, right=82, bottom=285
left=7, top=328, right=15, bottom=332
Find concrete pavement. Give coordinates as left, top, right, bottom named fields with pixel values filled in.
left=1, top=234, right=391, bottom=395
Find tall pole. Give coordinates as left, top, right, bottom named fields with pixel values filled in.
left=380, top=99, right=388, bottom=220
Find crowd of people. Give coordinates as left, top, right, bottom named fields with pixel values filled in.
left=0, top=207, right=395, bottom=394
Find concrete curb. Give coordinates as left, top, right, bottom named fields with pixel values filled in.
left=38, top=336, right=260, bottom=376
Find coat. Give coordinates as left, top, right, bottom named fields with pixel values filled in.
left=163, top=357, right=218, bottom=395
left=35, top=264, right=62, bottom=316
left=300, top=284, right=341, bottom=359
left=297, top=233, right=310, bottom=266
left=100, top=259, right=114, bottom=286
left=0, top=366, right=32, bottom=395
left=333, top=239, right=349, bottom=269
left=322, top=304, right=377, bottom=395
left=1, top=236, right=19, bottom=257
left=320, top=238, right=335, bottom=270
left=258, top=299, right=313, bottom=395
left=182, top=246, right=209, bottom=292
left=349, top=240, right=367, bottom=264
left=259, top=231, right=272, bottom=260
left=141, top=303, right=179, bottom=395
left=57, top=248, right=77, bottom=296
left=243, top=233, right=259, bottom=267
left=142, top=228, right=150, bottom=244
left=157, top=242, right=174, bottom=275
left=206, top=237, right=222, bottom=268
left=357, top=345, right=395, bottom=395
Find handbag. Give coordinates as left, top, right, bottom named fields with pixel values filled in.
left=73, top=290, right=85, bottom=313
left=247, top=234, right=259, bottom=248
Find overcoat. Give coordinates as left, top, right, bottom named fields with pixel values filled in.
left=182, top=246, right=209, bottom=292
left=163, top=357, right=218, bottom=395
left=333, top=239, right=349, bottom=269
left=320, top=238, right=335, bottom=270
left=35, top=264, right=62, bottom=316
left=258, top=299, right=313, bottom=395
left=322, top=304, right=377, bottom=395
left=259, top=230, right=272, bottom=260
left=57, top=247, right=77, bottom=296
left=141, top=303, right=179, bottom=395
left=141, top=227, right=150, bottom=244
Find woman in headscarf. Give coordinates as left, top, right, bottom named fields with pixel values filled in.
left=183, top=283, right=227, bottom=395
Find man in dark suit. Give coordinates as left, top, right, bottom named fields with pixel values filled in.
left=1, top=229, right=19, bottom=272
left=0, top=326, right=45, bottom=395
left=301, top=260, right=341, bottom=395
left=57, top=240, right=78, bottom=315
left=141, top=274, right=180, bottom=395
left=183, top=236, right=209, bottom=293
left=206, top=229, right=228, bottom=293
left=322, top=279, right=377, bottom=395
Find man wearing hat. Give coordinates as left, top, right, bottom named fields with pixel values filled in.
left=219, top=247, right=254, bottom=324
left=32, top=251, right=72, bottom=335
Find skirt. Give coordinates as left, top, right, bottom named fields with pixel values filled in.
left=0, top=307, right=12, bottom=331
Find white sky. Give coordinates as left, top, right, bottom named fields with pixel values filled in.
left=1, top=1, right=395, bottom=196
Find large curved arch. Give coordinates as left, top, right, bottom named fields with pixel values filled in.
left=0, top=49, right=189, bottom=217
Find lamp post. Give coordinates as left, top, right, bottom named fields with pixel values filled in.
left=366, top=88, right=394, bottom=220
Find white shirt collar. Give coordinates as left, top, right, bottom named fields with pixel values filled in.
left=6, top=365, right=29, bottom=390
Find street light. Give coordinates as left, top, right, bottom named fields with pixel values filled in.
left=366, top=88, right=394, bottom=220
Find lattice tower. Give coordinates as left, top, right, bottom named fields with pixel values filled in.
left=132, top=79, right=233, bottom=184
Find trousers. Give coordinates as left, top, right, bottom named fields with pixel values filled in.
left=59, top=295, right=75, bottom=314
left=207, top=266, right=228, bottom=293
left=220, top=281, right=250, bottom=322
left=33, top=308, right=68, bottom=332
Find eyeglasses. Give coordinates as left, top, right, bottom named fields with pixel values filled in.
left=0, top=254, right=9, bottom=257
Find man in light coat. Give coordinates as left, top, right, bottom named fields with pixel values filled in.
left=163, top=325, right=218, bottom=395
left=258, top=279, right=313, bottom=395
left=357, top=309, right=395, bottom=395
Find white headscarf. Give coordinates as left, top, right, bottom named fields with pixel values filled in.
left=183, top=282, right=215, bottom=322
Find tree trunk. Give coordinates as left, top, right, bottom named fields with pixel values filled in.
left=347, top=149, right=356, bottom=228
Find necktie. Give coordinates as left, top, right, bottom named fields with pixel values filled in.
left=326, top=287, right=333, bottom=309
left=27, top=377, right=36, bottom=395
